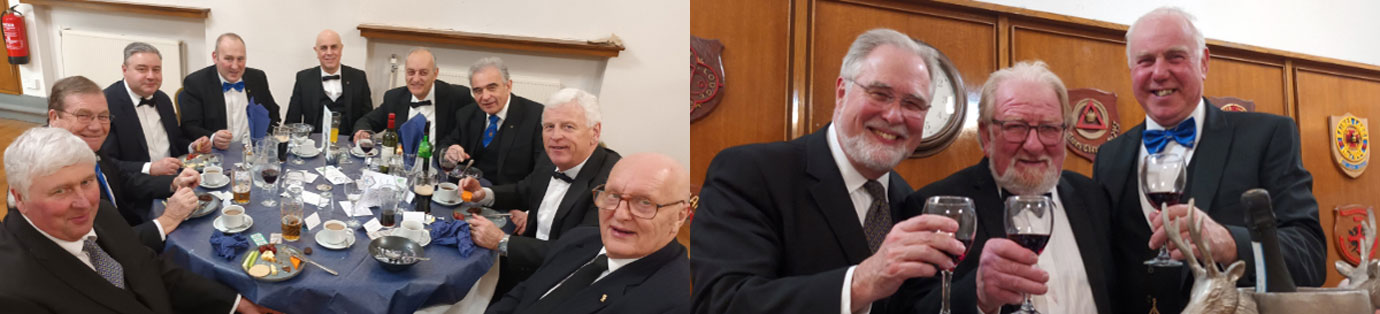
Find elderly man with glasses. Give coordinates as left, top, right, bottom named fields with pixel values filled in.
left=485, top=152, right=692, bottom=314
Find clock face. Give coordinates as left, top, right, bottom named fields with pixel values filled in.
left=907, top=40, right=967, bottom=158
left=923, top=72, right=957, bottom=139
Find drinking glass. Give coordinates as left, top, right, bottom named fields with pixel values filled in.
left=329, top=111, right=342, bottom=144
left=437, top=146, right=457, bottom=178
left=377, top=185, right=400, bottom=228
left=924, top=196, right=978, bottom=314
left=257, top=158, right=282, bottom=207
left=231, top=166, right=252, bottom=205
left=1005, top=195, right=1055, bottom=314
left=288, top=123, right=313, bottom=165
left=280, top=185, right=304, bottom=242
left=356, top=130, right=376, bottom=167
left=1141, top=152, right=1187, bottom=267
left=274, top=125, right=291, bottom=163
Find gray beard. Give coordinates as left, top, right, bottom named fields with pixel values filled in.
left=840, top=129, right=909, bottom=175
left=988, top=157, right=1060, bottom=196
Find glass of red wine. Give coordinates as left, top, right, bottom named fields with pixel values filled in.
left=923, top=195, right=977, bottom=314
left=1005, top=194, right=1054, bottom=314
left=257, top=160, right=281, bottom=207
left=1141, top=152, right=1186, bottom=267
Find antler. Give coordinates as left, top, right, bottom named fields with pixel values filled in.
left=1167, top=199, right=1206, bottom=276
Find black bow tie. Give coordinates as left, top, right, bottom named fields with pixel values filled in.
left=552, top=171, right=574, bottom=183
left=322, top=75, right=341, bottom=81
left=410, top=100, right=432, bottom=108
left=136, top=98, right=155, bottom=108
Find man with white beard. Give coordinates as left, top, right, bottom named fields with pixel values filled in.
left=898, top=61, right=1116, bottom=313
left=693, top=28, right=969, bottom=314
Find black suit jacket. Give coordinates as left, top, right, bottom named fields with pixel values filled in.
left=354, top=80, right=474, bottom=143
left=492, top=147, right=620, bottom=282
left=102, top=80, right=190, bottom=175
left=0, top=204, right=237, bottom=313
left=284, top=65, right=372, bottom=133
left=178, top=65, right=280, bottom=140
left=440, top=94, right=544, bottom=186
left=1092, top=101, right=1325, bottom=313
left=487, top=227, right=691, bottom=314
left=691, top=127, right=914, bottom=313
left=896, top=158, right=1116, bottom=314
left=98, top=155, right=172, bottom=252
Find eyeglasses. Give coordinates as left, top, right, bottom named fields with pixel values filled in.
left=59, top=110, right=114, bottom=124
left=989, top=119, right=1065, bottom=145
left=845, top=78, right=931, bottom=118
left=592, top=184, right=687, bottom=219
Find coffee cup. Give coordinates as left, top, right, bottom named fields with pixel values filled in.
left=320, top=220, right=350, bottom=245
left=202, top=166, right=228, bottom=185
left=222, top=205, right=247, bottom=229
left=397, top=220, right=427, bottom=244
left=435, top=182, right=460, bottom=204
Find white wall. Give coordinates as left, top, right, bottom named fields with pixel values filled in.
left=19, top=0, right=689, bottom=168
left=976, top=0, right=1380, bottom=67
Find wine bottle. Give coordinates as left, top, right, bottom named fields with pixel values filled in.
left=379, top=113, right=398, bottom=173
left=1242, top=188, right=1297, bottom=293
left=418, top=121, right=432, bottom=172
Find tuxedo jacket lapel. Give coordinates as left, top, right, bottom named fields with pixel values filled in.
left=517, top=238, right=603, bottom=311
left=465, top=110, right=485, bottom=153
left=1101, top=124, right=1145, bottom=207
left=524, top=160, right=555, bottom=237
left=108, top=82, right=151, bottom=159
left=968, top=159, right=1006, bottom=246
left=205, top=74, right=229, bottom=130
left=493, top=101, right=525, bottom=173
left=7, top=207, right=151, bottom=314
left=804, top=131, right=871, bottom=263
left=1057, top=176, right=1113, bottom=312
left=563, top=241, right=686, bottom=314
left=1187, top=102, right=1232, bottom=214
left=551, top=148, right=608, bottom=238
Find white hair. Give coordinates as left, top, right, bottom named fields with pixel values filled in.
left=1125, top=6, right=1207, bottom=67
left=545, top=88, right=602, bottom=127
left=469, top=57, right=511, bottom=82
left=976, top=60, right=1072, bottom=148
left=839, top=28, right=932, bottom=81
left=5, top=127, right=97, bottom=197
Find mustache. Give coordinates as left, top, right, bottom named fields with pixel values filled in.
left=862, top=120, right=908, bottom=137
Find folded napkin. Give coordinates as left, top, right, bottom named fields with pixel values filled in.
left=399, top=114, right=427, bottom=155
left=210, top=232, right=250, bottom=261
left=247, top=97, right=271, bottom=141
left=429, top=220, right=478, bottom=258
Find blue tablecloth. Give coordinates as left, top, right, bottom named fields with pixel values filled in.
left=156, top=134, right=499, bottom=314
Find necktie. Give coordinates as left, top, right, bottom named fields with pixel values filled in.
left=136, top=98, right=154, bottom=108
left=82, top=238, right=125, bottom=289
left=322, top=75, right=341, bottom=81
left=482, top=115, right=500, bottom=147
left=531, top=254, right=608, bottom=312
left=94, top=163, right=114, bottom=203
left=1142, top=117, right=1196, bottom=154
left=221, top=81, right=245, bottom=92
left=552, top=171, right=574, bottom=183
left=410, top=100, right=432, bottom=108
left=861, top=180, right=892, bottom=253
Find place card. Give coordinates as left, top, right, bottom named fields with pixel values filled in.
left=363, top=218, right=383, bottom=233
left=249, top=233, right=269, bottom=247
left=403, top=211, right=425, bottom=223
left=298, top=170, right=320, bottom=184
left=269, top=233, right=282, bottom=244
left=305, top=212, right=322, bottom=230
left=301, top=191, right=323, bottom=206
left=316, top=166, right=353, bottom=185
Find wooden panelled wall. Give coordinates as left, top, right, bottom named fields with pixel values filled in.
left=692, top=0, right=1380, bottom=287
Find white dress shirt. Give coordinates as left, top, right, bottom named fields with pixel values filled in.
left=476, top=153, right=591, bottom=242
left=540, top=247, right=642, bottom=299
left=1137, top=100, right=1206, bottom=226
left=123, top=80, right=171, bottom=174
left=219, top=74, right=251, bottom=142
left=825, top=125, right=888, bottom=314
left=1029, top=188, right=1098, bottom=314
left=407, top=86, right=437, bottom=145
left=321, top=67, right=343, bottom=102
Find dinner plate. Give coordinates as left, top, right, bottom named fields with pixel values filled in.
left=214, top=215, right=253, bottom=233
left=315, top=230, right=356, bottom=250
left=188, top=193, right=221, bottom=219
left=241, top=244, right=304, bottom=282
left=456, top=206, right=507, bottom=228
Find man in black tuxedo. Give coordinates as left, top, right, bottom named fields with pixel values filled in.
left=352, top=48, right=474, bottom=151
left=0, top=127, right=274, bottom=313
left=693, top=29, right=966, bottom=314
left=103, top=42, right=213, bottom=177
left=486, top=152, right=692, bottom=314
left=48, top=76, right=202, bottom=252
left=180, top=32, right=280, bottom=150
left=899, top=62, right=1115, bottom=313
left=1092, top=8, right=1325, bottom=314
left=285, top=29, right=372, bottom=134
left=441, top=57, right=543, bottom=186
left=462, top=87, right=620, bottom=302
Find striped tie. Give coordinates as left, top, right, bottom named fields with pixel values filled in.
left=82, top=238, right=125, bottom=289
left=861, top=180, right=892, bottom=253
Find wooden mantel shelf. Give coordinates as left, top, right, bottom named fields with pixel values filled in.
left=357, top=24, right=624, bottom=58
left=22, top=0, right=209, bottom=19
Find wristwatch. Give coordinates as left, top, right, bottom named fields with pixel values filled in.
left=498, top=234, right=511, bottom=256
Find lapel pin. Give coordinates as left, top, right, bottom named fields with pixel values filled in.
left=600, top=294, right=607, bottom=303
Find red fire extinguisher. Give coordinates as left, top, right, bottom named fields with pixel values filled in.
left=2, top=5, right=28, bottom=65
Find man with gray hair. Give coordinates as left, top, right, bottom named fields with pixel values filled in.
left=180, top=32, right=280, bottom=149
left=1092, top=7, right=1323, bottom=313
left=440, top=56, right=544, bottom=186
left=694, top=28, right=962, bottom=313
left=458, top=87, right=621, bottom=302
left=104, top=42, right=212, bottom=177
left=286, top=29, right=373, bottom=133
left=353, top=48, right=474, bottom=151
left=900, top=61, right=1115, bottom=313
left=0, top=127, right=273, bottom=313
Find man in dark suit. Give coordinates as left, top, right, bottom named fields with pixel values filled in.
left=352, top=48, right=474, bottom=152
left=0, top=127, right=272, bottom=313
left=441, top=57, right=543, bottom=186
left=285, top=29, right=372, bottom=134
left=179, top=32, right=280, bottom=150
left=692, top=29, right=966, bottom=314
left=899, top=62, right=1115, bottom=313
left=48, top=76, right=202, bottom=252
left=486, top=152, right=692, bottom=314
left=1092, top=8, right=1325, bottom=314
left=104, top=42, right=212, bottom=177
left=462, top=88, right=620, bottom=301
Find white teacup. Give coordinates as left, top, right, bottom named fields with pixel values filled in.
left=320, top=220, right=350, bottom=245
left=222, top=205, right=247, bottom=229
left=397, top=220, right=427, bottom=243
left=434, top=182, right=460, bottom=204
left=202, top=166, right=228, bottom=185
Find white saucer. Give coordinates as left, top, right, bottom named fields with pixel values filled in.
left=200, top=175, right=230, bottom=189
left=433, top=197, right=462, bottom=206
left=314, top=231, right=355, bottom=250
left=295, top=147, right=321, bottom=158
left=350, top=146, right=378, bottom=158
left=213, top=215, right=253, bottom=233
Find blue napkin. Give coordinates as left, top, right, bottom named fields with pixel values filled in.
left=429, top=220, right=478, bottom=258
left=399, top=114, right=427, bottom=155
left=247, top=97, right=271, bottom=141
left=210, top=232, right=250, bottom=261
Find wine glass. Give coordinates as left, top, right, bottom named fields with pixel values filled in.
left=257, top=158, right=282, bottom=207
left=356, top=130, right=377, bottom=166
left=288, top=123, right=313, bottom=165
left=1141, top=152, right=1186, bottom=267
left=924, top=196, right=977, bottom=314
left=438, top=146, right=457, bottom=178
left=1005, top=195, right=1055, bottom=314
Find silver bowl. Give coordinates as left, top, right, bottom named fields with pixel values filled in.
left=368, top=236, right=425, bottom=272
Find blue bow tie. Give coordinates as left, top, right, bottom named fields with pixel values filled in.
left=222, top=81, right=245, bottom=92
left=1143, top=117, right=1196, bottom=154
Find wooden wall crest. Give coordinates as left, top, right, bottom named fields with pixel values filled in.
left=1064, top=88, right=1120, bottom=161
left=1335, top=204, right=1379, bottom=265
left=1332, top=113, right=1370, bottom=178
left=691, top=36, right=725, bottom=122
left=1207, top=96, right=1256, bottom=112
